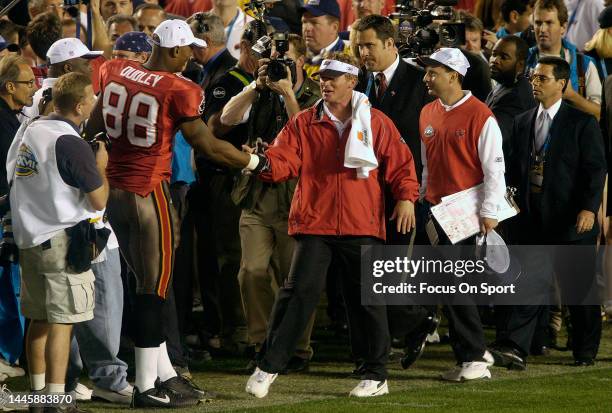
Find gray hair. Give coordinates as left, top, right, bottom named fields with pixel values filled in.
left=186, top=12, right=225, bottom=46
left=28, top=0, right=45, bottom=10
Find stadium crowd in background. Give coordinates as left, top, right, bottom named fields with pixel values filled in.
left=0, top=0, right=611, bottom=409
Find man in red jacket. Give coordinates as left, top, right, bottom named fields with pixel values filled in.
left=244, top=53, right=419, bottom=398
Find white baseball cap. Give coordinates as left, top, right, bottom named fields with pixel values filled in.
left=46, top=38, right=103, bottom=65
left=416, top=47, right=470, bottom=77
left=149, top=19, right=207, bottom=48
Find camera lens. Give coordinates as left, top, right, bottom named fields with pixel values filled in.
left=267, top=60, right=287, bottom=82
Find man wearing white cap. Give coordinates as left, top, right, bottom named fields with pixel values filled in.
left=416, top=47, right=506, bottom=381
left=85, top=19, right=263, bottom=408
left=244, top=52, right=419, bottom=398
left=22, top=38, right=103, bottom=120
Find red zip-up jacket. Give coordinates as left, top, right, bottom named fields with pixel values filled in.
left=260, top=102, right=419, bottom=241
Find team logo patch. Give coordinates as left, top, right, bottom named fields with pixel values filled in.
left=15, top=143, right=39, bottom=178
left=423, top=124, right=435, bottom=138
left=213, top=87, right=226, bottom=99
left=455, top=129, right=466, bottom=137
left=357, top=130, right=370, bottom=147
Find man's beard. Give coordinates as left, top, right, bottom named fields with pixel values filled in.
left=492, top=65, right=518, bottom=86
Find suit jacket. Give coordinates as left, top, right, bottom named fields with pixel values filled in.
left=201, top=49, right=238, bottom=92
left=485, top=75, right=536, bottom=157
left=508, top=102, right=607, bottom=242
left=356, top=59, right=432, bottom=181
left=600, top=75, right=612, bottom=215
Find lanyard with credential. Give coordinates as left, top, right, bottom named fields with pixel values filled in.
left=224, top=11, right=240, bottom=48
left=365, top=74, right=388, bottom=101
left=533, top=129, right=553, bottom=163
left=567, top=0, right=581, bottom=33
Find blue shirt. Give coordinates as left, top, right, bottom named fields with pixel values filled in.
left=171, top=132, right=196, bottom=185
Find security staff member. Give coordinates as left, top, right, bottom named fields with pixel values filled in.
left=486, top=36, right=537, bottom=155
left=416, top=48, right=506, bottom=381
left=220, top=34, right=321, bottom=373
left=244, top=53, right=419, bottom=398
left=496, top=56, right=606, bottom=368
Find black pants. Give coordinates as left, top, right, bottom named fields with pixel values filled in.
left=384, top=191, right=436, bottom=340
left=498, top=235, right=602, bottom=360
left=259, top=235, right=390, bottom=381
left=425, top=201, right=487, bottom=363
left=192, top=174, right=244, bottom=339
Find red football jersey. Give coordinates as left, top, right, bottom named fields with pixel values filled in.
left=98, top=59, right=204, bottom=196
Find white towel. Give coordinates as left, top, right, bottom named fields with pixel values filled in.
left=344, top=91, right=378, bottom=178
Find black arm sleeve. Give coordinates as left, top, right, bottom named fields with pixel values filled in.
left=579, top=117, right=607, bottom=214
left=55, top=135, right=103, bottom=193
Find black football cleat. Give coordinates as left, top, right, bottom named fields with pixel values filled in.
left=160, top=375, right=216, bottom=402
left=131, top=382, right=200, bottom=408
left=400, top=314, right=440, bottom=369
left=490, top=346, right=527, bottom=370
left=573, top=358, right=594, bottom=367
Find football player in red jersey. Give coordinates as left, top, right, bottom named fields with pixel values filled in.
left=85, top=19, right=265, bottom=408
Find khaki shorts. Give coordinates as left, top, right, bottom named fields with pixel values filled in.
left=20, top=231, right=95, bottom=323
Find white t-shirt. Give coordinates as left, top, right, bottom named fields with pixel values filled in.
left=225, top=8, right=254, bottom=60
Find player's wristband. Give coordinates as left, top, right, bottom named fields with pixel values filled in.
left=246, top=154, right=260, bottom=170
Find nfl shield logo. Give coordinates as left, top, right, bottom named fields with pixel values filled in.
left=424, top=125, right=435, bottom=138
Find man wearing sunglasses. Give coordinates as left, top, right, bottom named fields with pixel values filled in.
left=0, top=56, right=37, bottom=199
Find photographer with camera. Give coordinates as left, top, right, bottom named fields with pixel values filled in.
left=18, top=36, right=134, bottom=404
left=220, top=33, right=320, bottom=373
left=7, top=71, right=108, bottom=407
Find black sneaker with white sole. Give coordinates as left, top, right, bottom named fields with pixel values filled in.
left=160, top=375, right=216, bottom=402
left=131, top=383, right=200, bottom=408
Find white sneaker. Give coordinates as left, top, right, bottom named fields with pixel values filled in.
left=245, top=367, right=277, bottom=398
left=0, top=359, right=25, bottom=379
left=483, top=350, right=495, bottom=366
left=349, top=380, right=389, bottom=397
left=441, top=361, right=492, bottom=382
left=74, top=383, right=93, bottom=401
left=92, top=384, right=134, bottom=404
left=426, top=330, right=440, bottom=344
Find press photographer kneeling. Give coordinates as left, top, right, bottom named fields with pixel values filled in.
left=7, top=72, right=109, bottom=403
left=220, top=33, right=321, bottom=373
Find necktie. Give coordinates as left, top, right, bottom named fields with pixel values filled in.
left=376, top=72, right=387, bottom=102
left=536, top=111, right=551, bottom=151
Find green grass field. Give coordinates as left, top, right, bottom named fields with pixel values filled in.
left=5, top=322, right=612, bottom=413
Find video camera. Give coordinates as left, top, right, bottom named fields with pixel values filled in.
left=252, top=32, right=297, bottom=83
left=390, top=0, right=466, bottom=58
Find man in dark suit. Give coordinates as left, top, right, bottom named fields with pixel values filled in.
left=354, top=15, right=437, bottom=371
left=355, top=15, right=431, bottom=181
left=486, top=35, right=537, bottom=155
left=599, top=75, right=612, bottom=316
left=187, top=12, right=238, bottom=90
left=493, top=56, right=606, bottom=369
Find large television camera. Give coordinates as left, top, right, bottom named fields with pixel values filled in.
left=389, top=0, right=466, bottom=58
